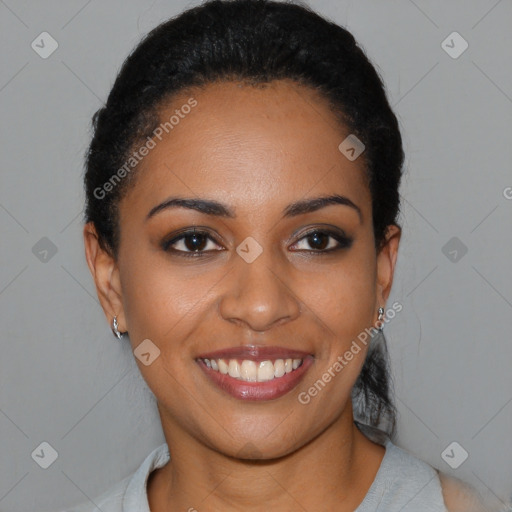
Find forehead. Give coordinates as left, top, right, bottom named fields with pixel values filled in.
left=120, top=80, right=371, bottom=221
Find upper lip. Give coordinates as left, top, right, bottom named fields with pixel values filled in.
left=196, top=345, right=313, bottom=362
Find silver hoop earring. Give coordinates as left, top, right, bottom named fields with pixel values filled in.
left=112, top=315, right=124, bottom=340
left=377, top=307, right=384, bottom=331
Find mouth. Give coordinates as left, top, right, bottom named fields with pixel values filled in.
left=196, top=346, right=314, bottom=401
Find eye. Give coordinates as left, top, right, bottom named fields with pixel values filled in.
left=290, top=229, right=352, bottom=253
left=162, top=229, right=223, bottom=257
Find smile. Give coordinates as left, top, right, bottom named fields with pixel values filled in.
left=196, top=346, right=314, bottom=401
left=199, top=357, right=303, bottom=382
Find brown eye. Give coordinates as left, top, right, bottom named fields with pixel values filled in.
left=306, top=232, right=329, bottom=250
left=182, top=232, right=208, bottom=251
left=162, top=229, right=223, bottom=256
left=290, top=229, right=352, bottom=253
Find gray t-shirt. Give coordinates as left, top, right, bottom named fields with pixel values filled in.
left=60, top=436, right=451, bottom=511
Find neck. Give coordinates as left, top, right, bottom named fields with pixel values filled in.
left=148, top=401, right=386, bottom=512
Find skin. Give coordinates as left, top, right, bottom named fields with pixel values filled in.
left=440, top=473, right=495, bottom=512
left=84, top=79, right=402, bottom=511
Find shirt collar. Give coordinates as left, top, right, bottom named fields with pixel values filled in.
left=123, top=443, right=170, bottom=512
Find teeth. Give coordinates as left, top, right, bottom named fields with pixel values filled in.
left=202, top=357, right=303, bottom=382
left=274, top=359, right=285, bottom=378
left=218, top=359, right=229, bottom=374
left=240, top=360, right=257, bottom=382
left=228, top=359, right=241, bottom=378
left=257, top=360, right=274, bottom=382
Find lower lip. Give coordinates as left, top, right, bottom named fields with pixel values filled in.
left=197, top=357, right=314, bottom=401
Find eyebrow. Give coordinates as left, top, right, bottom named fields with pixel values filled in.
left=146, top=194, right=362, bottom=223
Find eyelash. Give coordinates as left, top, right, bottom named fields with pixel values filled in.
left=161, top=228, right=353, bottom=258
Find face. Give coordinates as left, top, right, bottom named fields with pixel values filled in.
left=85, top=79, right=400, bottom=459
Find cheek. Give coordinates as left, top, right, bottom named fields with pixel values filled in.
left=294, top=254, right=377, bottom=339
left=119, top=248, right=223, bottom=344
left=292, top=259, right=376, bottom=419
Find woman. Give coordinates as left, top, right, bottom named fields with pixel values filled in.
left=69, top=0, right=492, bottom=510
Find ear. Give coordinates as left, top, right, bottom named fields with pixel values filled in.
left=83, top=222, right=126, bottom=332
left=375, top=224, right=401, bottom=308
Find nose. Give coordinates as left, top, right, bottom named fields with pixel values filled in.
left=219, top=249, right=301, bottom=332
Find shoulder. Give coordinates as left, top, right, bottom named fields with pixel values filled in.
left=439, top=473, right=496, bottom=512
left=357, top=438, right=448, bottom=511
left=58, top=443, right=170, bottom=512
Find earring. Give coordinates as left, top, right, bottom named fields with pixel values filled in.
left=377, top=307, right=384, bottom=331
left=112, top=315, right=124, bottom=340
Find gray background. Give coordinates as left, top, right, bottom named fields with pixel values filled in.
left=1, top=0, right=511, bottom=510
